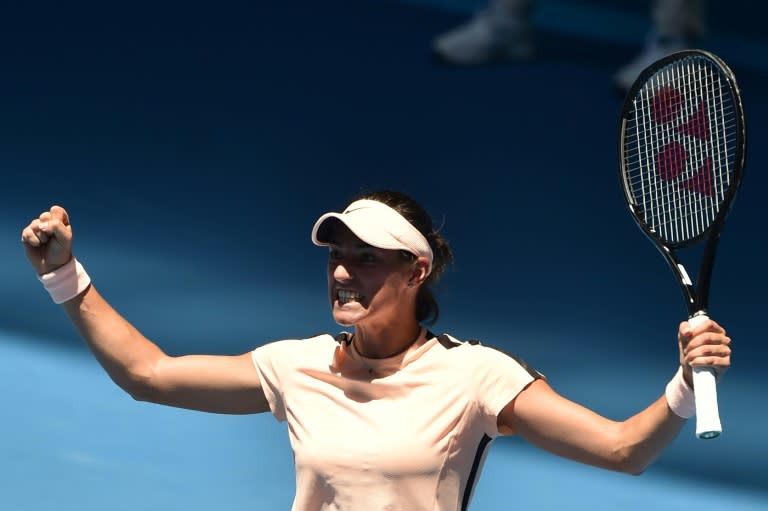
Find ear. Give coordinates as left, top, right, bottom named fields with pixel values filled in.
left=408, top=257, right=431, bottom=288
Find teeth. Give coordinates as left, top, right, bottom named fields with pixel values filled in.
left=338, top=289, right=362, bottom=304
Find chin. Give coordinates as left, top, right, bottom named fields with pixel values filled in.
left=332, top=311, right=357, bottom=327
left=332, top=307, right=363, bottom=327
left=334, top=319, right=355, bottom=327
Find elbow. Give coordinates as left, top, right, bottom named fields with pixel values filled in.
left=607, top=420, right=661, bottom=475
left=622, top=462, right=649, bottom=476
left=611, top=445, right=651, bottom=476
left=127, top=385, right=155, bottom=404
left=121, top=361, right=160, bottom=403
left=619, top=458, right=649, bottom=476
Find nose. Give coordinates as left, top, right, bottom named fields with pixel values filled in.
left=333, top=262, right=352, bottom=282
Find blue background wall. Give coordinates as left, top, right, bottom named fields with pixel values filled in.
left=1, top=1, right=766, bottom=509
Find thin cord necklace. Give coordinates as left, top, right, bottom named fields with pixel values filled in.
left=352, top=327, right=423, bottom=374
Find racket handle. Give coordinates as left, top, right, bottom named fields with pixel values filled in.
left=688, top=314, right=723, bottom=439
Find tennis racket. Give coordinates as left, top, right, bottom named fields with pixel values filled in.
left=618, top=50, right=746, bottom=439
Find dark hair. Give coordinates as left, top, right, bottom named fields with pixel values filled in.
left=350, top=190, right=454, bottom=325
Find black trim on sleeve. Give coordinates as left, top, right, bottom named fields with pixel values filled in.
left=437, top=334, right=543, bottom=380
left=437, top=334, right=460, bottom=349
left=488, top=345, right=545, bottom=380
left=437, top=334, right=480, bottom=349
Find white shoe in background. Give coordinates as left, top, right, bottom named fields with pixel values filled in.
left=431, top=7, right=534, bottom=65
left=613, top=33, right=695, bottom=93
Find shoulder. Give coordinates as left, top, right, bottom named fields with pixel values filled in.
left=252, top=333, right=339, bottom=360
left=434, top=333, right=543, bottom=380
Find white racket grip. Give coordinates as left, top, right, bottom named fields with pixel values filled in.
left=688, top=314, right=722, bottom=439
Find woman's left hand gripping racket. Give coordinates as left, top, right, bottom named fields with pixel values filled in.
left=618, top=50, right=746, bottom=439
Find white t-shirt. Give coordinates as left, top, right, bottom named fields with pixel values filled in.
left=251, top=332, right=541, bottom=511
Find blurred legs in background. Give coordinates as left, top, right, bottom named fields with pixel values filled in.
left=612, top=0, right=706, bottom=90
left=431, top=0, right=706, bottom=91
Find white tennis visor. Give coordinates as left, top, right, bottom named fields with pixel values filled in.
left=312, top=199, right=434, bottom=273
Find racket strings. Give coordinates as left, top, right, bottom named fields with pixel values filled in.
left=623, top=56, right=738, bottom=244
left=649, top=64, right=729, bottom=239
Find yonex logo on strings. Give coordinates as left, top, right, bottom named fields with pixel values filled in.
left=651, top=86, right=714, bottom=197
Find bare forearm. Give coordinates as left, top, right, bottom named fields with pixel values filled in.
left=62, top=284, right=165, bottom=394
left=616, top=395, right=687, bottom=474
left=507, top=379, right=688, bottom=474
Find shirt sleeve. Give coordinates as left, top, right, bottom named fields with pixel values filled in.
left=251, top=341, right=290, bottom=422
left=471, top=345, right=543, bottom=435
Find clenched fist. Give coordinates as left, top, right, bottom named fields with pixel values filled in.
left=21, top=205, right=74, bottom=275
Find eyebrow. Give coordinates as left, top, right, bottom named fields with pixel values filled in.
left=328, top=240, right=374, bottom=250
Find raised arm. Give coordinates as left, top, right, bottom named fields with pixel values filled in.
left=21, top=205, right=269, bottom=415
left=498, top=320, right=731, bottom=474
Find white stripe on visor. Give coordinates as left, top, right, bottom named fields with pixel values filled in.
left=311, top=199, right=433, bottom=275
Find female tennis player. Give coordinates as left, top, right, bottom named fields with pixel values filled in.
left=21, top=190, right=731, bottom=511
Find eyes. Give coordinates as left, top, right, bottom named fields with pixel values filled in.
left=329, top=248, right=378, bottom=264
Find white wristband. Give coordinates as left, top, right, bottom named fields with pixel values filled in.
left=665, top=366, right=695, bottom=419
left=38, top=257, right=92, bottom=304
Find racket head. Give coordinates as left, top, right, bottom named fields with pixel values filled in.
left=618, top=49, right=746, bottom=250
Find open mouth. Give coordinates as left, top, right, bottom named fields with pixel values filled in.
left=337, top=289, right=363, bottom=305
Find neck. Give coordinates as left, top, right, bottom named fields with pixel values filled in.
left=353, top=324, right=423, bottom=359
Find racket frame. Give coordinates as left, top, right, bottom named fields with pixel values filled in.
left=617, top=49, right=746, bottom=439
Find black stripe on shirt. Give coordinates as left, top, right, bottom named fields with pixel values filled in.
left=462, top=434, right=493, bottom=511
